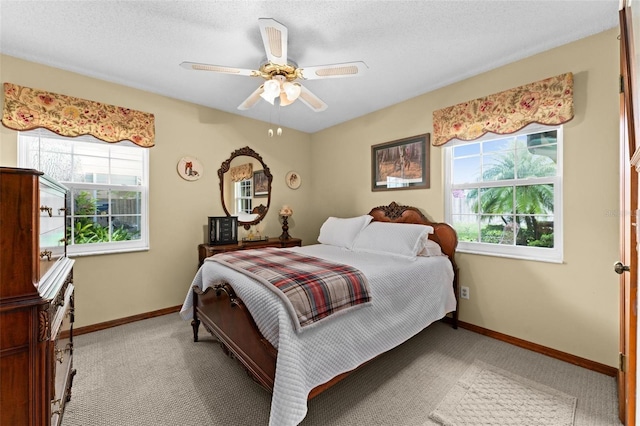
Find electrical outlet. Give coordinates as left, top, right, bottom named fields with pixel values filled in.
left=460, top=286, right=470, bottom=300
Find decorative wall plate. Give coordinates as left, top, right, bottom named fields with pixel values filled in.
left=285, top=171, right=301, bottom=189
left=177, top=156, right=203, bottom=181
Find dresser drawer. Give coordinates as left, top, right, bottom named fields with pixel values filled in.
left=198, top=238, right=302, bottom=266
left=49, top=282, right=74, bottom=426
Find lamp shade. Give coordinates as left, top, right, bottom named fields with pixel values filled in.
left=260, top=79, right=281, bottom=105
left=283, top=82, right=301, bottom=101
left=279, top=92, right=295, bottom=107
left=279, top=205, right=293, bottom=216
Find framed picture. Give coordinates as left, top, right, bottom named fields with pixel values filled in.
left=371, top=133, right=430, bottom=191
left=285, top=171, right=301, bottom=189
left=177, top=156, right=203, bottom=181
left=253, top=170, right=269, bottom=197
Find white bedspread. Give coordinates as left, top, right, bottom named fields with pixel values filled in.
left=180, top=244, right=456, bottom=426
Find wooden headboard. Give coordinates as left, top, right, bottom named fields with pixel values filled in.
left=368, top=201, right=458, bottom=262
left=368, top=202, right=459, bottom=328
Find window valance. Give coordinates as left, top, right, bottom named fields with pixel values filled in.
left=1, top=82, right=155, bottom=147
left=432, top=72, right=574, bottom=146
left=229, top=163, right=253, bottom=182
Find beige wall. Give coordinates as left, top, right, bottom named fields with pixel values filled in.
left=309, top=29, right=621, bottom=367
left=0, top=27, right=621, bottom=367
left=0, top=55, right=316, bottom=328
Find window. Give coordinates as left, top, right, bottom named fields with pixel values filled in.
left=445, top=125, right=562, bottom=262
left=19, top=129, right=149, bottom=256
left=235, top=179, right=252, bottom=215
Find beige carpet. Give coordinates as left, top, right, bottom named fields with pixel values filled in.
left=429, top=360, right=577, bottom=426
left=62, top=313, right=621, bottom=426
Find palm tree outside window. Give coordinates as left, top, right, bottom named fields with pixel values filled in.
left=445, top=125, right=562, bottom=263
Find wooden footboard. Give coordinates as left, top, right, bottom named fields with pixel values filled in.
left=191, top=282, right=373, bottom=399
left=192, top=282, right=277, bottom=392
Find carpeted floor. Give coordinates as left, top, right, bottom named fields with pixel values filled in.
left=62, top=313, right=622, bottom=426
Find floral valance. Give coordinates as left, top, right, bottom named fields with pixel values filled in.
left=2, top=82, right=155, bottom=147
left=432, top=72, right=574, bottom=146
left=229, top=163, right=253, bottom=182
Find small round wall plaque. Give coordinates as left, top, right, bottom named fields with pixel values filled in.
left=177, top=156, right=203, bottom=181
left=285, top=171, right=301, bottom=189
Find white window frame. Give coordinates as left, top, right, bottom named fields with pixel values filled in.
left=235, top=179, right=252, bottom=215
left=18, top=129, right=149, bottom=256
left=444, top=124, right=563, bottom=263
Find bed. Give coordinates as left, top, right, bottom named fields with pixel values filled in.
left=180, top=202, right=459, bottom=426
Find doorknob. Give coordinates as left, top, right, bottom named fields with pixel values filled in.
left=614, top=261, right=631, bottom=274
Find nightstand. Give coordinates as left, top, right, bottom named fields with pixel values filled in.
left=198, top=237, right=302, bottom=266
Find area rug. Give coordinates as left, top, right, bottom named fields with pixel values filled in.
left=429, top=360, right=577, bottom=426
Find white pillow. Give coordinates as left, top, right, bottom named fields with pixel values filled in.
left=352, top=221, right=434, bottom=259
left=317, top=215, right=373, bottom=249
left=418, top=238, right=443, bottom=257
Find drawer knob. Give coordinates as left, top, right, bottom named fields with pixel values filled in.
left=40, top=206, right=53, bottom=217
left=40, top=250, right=52, bottom=261
left=51, top=399, right=62, bottom=416
left=55, top=347, right=65, bottom=363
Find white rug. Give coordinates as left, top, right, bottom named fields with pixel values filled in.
left=429, top=360, right=577, bottom=426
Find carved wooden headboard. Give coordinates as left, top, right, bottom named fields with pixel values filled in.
left=368, top=202, right=460, bottom=329
left=367, top=201, right=458, bottom=263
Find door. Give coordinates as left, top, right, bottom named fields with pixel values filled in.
left=619, top=3, right=638, bottom=425
left=619, top=97, right=638, bottom=425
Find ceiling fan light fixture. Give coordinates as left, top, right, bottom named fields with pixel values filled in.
left=279, top=92, right=295, bottom=107
left=260, top=79, right=281, bottom=104
left=282, top=82, right=301, bottom=101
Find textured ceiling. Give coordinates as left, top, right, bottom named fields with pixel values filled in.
left=0, top=1, right=619, bottom=134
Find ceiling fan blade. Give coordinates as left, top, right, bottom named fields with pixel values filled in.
left=258, top=18, right=288, bottom=66
left=299, top=61, right=368, bottom=80
left=180, top=61, right=258, bottom=77
left=237, top=85, right=265, bottom=110
left=297, top=84, right=328, bottom=112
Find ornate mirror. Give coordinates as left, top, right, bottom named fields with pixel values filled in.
left=218, top=146, right=272, bottom=230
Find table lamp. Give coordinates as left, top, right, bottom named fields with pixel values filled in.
left=279, top=205, right=293, bottom=240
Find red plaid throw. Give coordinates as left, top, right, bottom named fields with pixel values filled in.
left=211, top=247, right=371, bottom=330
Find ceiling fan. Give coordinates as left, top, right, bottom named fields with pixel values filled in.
left=180, top=18, right=367, bottom=112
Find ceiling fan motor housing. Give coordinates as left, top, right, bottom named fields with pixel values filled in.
left=259, top=61, right=301, bottom=81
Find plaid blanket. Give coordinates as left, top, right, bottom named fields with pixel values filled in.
left=210, top=247, right=371, bottom=331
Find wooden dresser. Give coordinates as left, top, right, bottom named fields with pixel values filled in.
left=0, top=167, right=76, bottom=426
left=198, top=237, right=302, bottom=266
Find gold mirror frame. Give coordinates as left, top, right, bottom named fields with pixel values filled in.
left=218, top=146, right=272, bottom=230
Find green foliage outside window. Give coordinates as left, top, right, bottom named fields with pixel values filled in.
left=454, top=223, right=554, bottom=248
left=69, top=191, right=135, bottom=244
left=456, top=139, right=556, bottom=248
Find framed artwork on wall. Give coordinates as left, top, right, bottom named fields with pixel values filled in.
left=253, top=170, right=269, bottom=197
left=371, top=133, right=430, bottom=191
left=177, top=156, right=203, bottom=181
left=285, top=171, right=301, bottom=189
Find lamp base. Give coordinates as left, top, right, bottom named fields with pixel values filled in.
left=279, top=215, right=291, bottom=241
